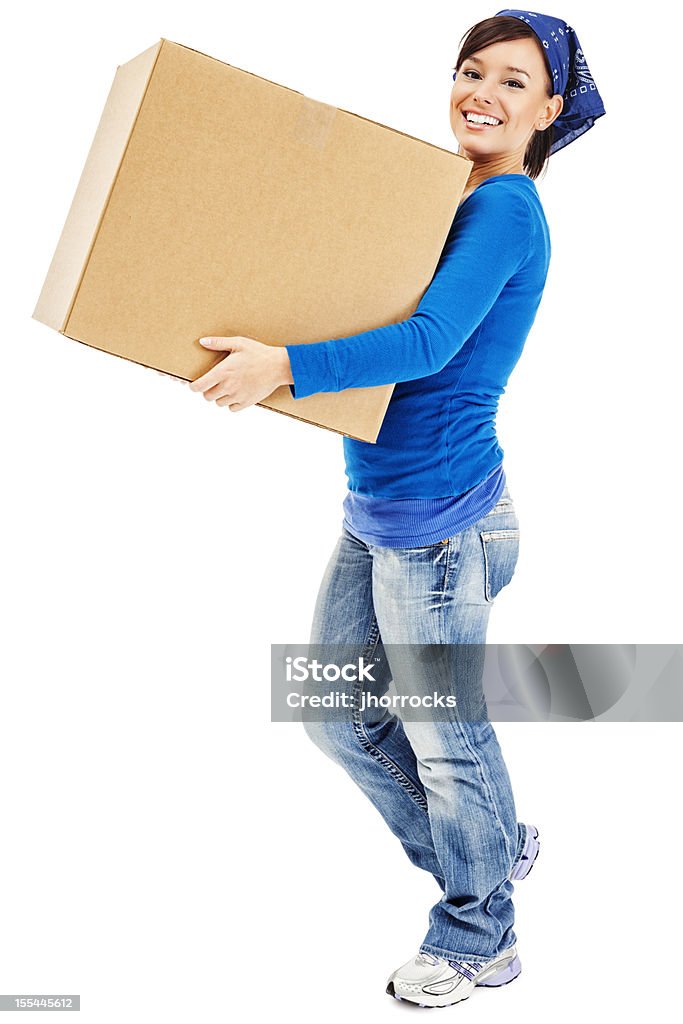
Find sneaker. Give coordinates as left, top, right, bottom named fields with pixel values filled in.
left=510, top=824, right=540, bottom=881
left=386, top=945, right=521, bottom=1008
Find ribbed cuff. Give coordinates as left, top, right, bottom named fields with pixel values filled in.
left=285, top=341, right=339, bottom=399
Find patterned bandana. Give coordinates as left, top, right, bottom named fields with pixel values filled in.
left=489, top=10, right=606, bottom=154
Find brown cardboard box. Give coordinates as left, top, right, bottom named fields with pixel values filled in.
left=32, top=38, right=472, bottom=443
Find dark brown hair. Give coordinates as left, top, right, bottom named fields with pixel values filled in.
left=453, top=15, right=556, bottom=180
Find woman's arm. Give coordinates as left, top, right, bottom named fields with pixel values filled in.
left=285, top=183, right=534, bottom=399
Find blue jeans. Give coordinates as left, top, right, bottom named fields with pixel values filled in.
left=302, top=485, right=531, bottom=962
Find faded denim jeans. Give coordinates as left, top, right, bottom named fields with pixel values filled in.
left=302, top=485, right=531, bottom=962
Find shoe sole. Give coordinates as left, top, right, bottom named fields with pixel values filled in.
left=510, top=824, right=540, bottom=881
left=386, top=952, right=522, bottom=1007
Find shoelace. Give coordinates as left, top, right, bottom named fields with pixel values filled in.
left=416, top=952, right=441, bottom=967
left=416, top=952, right=485, bottom=978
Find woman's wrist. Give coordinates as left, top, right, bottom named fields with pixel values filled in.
left=276, top=345, right=294, bottom=386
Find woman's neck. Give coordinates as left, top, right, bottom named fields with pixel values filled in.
left=459, top=154, right=526, bottom=202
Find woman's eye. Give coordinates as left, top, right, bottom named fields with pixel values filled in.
left=456, top=69, right=524, bottom=89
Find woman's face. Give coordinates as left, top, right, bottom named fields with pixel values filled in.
left=450, top=37, right=563, bottom=163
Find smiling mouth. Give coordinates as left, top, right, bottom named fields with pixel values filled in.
left=461, top=111, right=503, bottom=129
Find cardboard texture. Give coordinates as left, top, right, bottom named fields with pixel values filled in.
left=32, top=38, right=472, bottom=443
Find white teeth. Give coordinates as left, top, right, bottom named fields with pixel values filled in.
left=465, top=112, right=501, bottom=126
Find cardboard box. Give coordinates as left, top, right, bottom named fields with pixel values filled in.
left=32, top=38, right=472, bottom=443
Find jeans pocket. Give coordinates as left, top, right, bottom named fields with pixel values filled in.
left=479, top=529, right=520, bottom=603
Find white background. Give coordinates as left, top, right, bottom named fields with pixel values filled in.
left=2, top=0, right=681, bottom=1020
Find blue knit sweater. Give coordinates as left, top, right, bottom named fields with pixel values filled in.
left=285, top=173, right=551, bottom=533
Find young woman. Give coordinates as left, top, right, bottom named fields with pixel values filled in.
left=189, top=9, right=605, bottom=1009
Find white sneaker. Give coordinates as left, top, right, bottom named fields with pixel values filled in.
left=386, top=945, right=521, bottom=1007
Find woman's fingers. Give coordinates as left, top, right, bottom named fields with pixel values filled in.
left=189, top=354, right=232, bottom=393
left=216, top=396, right=243, bottom=411
left=203, top=382, right=233, bottom=402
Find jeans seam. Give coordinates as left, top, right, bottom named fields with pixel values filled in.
left=453, top=720, right=515, bottom=870
left=350, top=617, right=429, bottom=813
left=438, top=535, right=462, bottom=629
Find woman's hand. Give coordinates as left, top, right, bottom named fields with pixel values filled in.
left=188, top=336, right=293, bottom=412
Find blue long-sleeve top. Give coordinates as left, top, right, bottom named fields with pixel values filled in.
left=285, top=172, right=551, bottom=501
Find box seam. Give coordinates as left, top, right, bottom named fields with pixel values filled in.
left=64, top=38, right=167, bottom=335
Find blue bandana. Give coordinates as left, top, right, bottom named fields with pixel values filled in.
left=491, top=10, right=606, bottom=154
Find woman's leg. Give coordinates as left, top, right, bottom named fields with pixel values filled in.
left=302, top=525, right=447, bottom=889
left=370, top=487, right=522, bottom=961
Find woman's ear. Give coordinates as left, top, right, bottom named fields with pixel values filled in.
left=542, top=93, right=564, bottom=129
